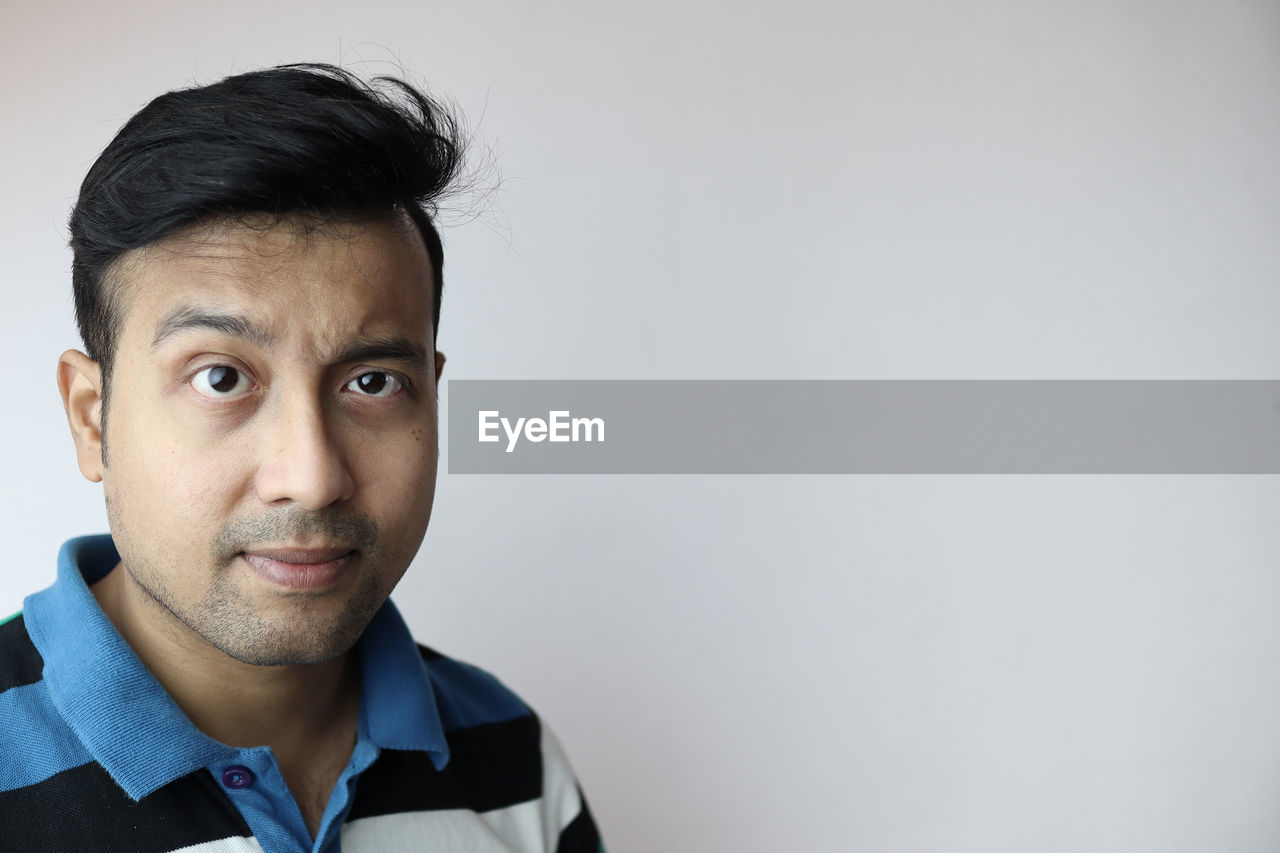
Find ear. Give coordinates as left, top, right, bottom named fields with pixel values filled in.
left=57, top=350, right=105, bottom=483
left=434, top=350, right=446, bottom=384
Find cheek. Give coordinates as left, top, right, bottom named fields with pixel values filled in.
left=107, top=417, right=249, bottom=531
left=390, top=443, right=438, bottom=501
left=359, top=431, right=438, bottom=522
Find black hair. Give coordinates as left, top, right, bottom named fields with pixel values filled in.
left=69, top=62, right=465, bottom=387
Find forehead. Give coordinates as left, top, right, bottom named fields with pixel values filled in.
left=110, top=214, right=435, bottom=351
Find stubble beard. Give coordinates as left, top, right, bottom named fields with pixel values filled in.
left=174, top=565, right=386, bottom=666
left=108, top=497, right=396, bottom=666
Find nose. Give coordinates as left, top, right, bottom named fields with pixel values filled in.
left=253, top=392, right=355, bottom=510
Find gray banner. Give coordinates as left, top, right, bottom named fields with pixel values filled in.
left=445, top=380, right=1280, bottom=474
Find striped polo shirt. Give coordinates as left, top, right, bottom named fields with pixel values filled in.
left=0, top=535, right=604, bottom=852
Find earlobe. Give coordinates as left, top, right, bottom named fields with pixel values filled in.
left=57, top=350, right=105, bottom=483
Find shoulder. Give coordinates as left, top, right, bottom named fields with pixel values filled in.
left=350, top=645, right=606, bottom=851
left=414, top=646, right=606, bottom=853
left=0, top=613, right=45, bottom=694
left=0, top=613, right=96, bottom=798
left=414, top=643, right=533, bottom=732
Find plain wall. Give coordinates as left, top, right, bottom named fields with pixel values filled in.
left=3, top=1, right=1279, bottom=849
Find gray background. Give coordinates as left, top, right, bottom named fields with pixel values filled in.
left=3, top=1, right=1280, bottom=850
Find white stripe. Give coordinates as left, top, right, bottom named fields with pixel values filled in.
left=170, top=837, right=265, bottom=853
left=340, top=720, right=585, bottom=852
left=341, top=801, right=545, bottom=852
left=537, top=721, right=585, bottom=850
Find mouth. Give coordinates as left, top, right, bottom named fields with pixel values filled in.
left=239, top=547, right=356, bottom=591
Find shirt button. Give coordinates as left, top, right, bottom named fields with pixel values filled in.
left=221, top=765, right=254, bottom=789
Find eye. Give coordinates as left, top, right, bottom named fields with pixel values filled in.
left=191, top=365, right=252, bottom=398
left=346, top=371, right=404, bottom=398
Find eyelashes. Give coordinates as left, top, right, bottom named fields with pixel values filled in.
left=191, top=365, right=253, bottom=398
left=189, top=366, right=409, bottom=400
left=345, top=371, right=405, bottom=398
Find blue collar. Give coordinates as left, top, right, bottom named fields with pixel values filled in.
left=23, top=535, right=450, bottom=800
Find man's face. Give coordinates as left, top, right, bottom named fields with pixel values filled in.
left=89, top=214, right=443, bottom=666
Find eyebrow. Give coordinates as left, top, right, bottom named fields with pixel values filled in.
left=332, top=335, right=431, bottom=369
left=151, top=307, right=275, bottom=350
left=150, top=306, right=431, bottom=368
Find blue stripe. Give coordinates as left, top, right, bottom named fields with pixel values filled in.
left=0, top=679, right=94, bottom=792
left=425, top=657, right=530, bottom=731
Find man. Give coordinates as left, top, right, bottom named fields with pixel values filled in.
left=0, top=64, right=604, bottom=853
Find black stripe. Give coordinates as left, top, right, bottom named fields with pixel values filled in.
left=0, top=615, right=45, bottom=693
left=0, top=762, right=253, bottom=852
left=556, top=787, right=605, bottom=853
left=348, top=713, right=543, bottom=818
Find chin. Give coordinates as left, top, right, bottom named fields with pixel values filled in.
left=191, top=593, right=382, bottom=667
left=210, top=625, right=365, bottom=667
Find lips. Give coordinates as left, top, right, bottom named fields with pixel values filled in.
left=240, top=547, right=355, bottom=591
